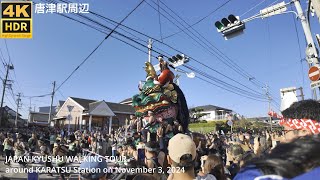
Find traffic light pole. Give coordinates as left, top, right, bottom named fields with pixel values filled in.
left=216, top=0, right=320, bottom=100
left=293, top=0, right=319, bottom=99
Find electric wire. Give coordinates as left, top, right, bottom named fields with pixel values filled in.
left=88, top=9, right=269, bottom=96
left=54, top=0, right=146, bottom=92
left=55, top=11, right=268, bottom=99
left=240, top=0, right=268, bottom=17
left=291, top=5, right=305, bottom=87
left=156, top=0, right=163, bottom=42
left=42, top=9, right=269, bottom=103
left=148, top=0, right=269, bottom=92
left=163, top=0, right=233, bottom=39
left=38, top=0, right=278, bottom=102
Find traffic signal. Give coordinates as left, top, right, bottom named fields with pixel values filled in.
left=214, top=14, right=245, bottom=40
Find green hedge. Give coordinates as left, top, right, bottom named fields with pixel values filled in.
left=189, top=120, right=229, bottom=133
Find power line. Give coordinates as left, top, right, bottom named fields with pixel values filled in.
left=240, top=0, right=268, bottom=17
left=54, top=0, right=145, bottom=92
left=184, top=64, right=267, bottom=99
left=57, top=90, right=66, bottom=100
left=147, top=0, right=271, bottom=96
left=291, top=5, right=305, bottom=87
left=22, top=93, right=51, bottom=98
left=148, top=0, right=266, bottom=85
left=163, top=0, right=233, bottom=39
left=156, top=0, right=163, bottom=42
left=43, top=0, right=275, bottom=102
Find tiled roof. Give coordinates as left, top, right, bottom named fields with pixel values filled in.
left=106, top=101, right=135, bottom=114
left=119, top=98, right=132, bottom=104
left=70, top=97, right=97, bottom=110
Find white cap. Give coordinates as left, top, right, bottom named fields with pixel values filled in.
left=168, top=133, right=196, bottom=163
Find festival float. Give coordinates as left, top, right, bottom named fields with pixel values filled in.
left=131, top=56, right=206, bottom=148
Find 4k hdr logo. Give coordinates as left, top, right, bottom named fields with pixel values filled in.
left=1, top=1, right=32, bottom=38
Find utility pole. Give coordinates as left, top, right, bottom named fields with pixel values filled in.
left=294, top=0, right=319, bottom=99
left=0, top=64, right=14, bottom=126
left=215, top=1, right=320, bottom=98
left=265, top=85, right=273, bottom=131
left=48, top=81, right=56, bottom=127
left=15, top=93, right=21, bottom=128
left=148, top=39, right=153, bottom=63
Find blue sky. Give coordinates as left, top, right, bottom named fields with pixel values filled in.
left=2, top=0, right=320, bottom=119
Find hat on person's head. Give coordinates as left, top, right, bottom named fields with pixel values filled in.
left=79, top=154, right=107, bottom=179
left=148, top=111, right=153, bottom=114
left=168, top=133, right=196, bottom=163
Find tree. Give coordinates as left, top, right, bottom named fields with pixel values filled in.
left=189, top=108, right=207, bottom=123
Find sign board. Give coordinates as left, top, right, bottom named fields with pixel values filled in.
left=67, top=114, right=72, bottom=120
left=311, top=80, right=320, bottom=89
left=308, top=66, right=320, bottom=81
left=227, top=120, right=233, bottom=126
left=67, top=105, right=74, bottom=112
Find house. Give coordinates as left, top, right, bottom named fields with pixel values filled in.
left=0, top=106, right=24, bottom=127
left=54, top=97, right=135, bottom=133
left=28, top=101, right=65, bottom=127
left=119, top=98, right=132, bottom=106
left=190, top=105, right=233, bottom=121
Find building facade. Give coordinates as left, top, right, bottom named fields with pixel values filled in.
left=190, top=105, right=233, bottom=121
left=54, top=97, right=135, bottom=133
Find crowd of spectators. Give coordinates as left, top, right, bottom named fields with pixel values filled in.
left=0, top=99, right=319, bottom=180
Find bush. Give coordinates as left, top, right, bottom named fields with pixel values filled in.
left=200, top=120, right=207, bottom=123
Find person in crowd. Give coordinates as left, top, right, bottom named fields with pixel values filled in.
left=68, top=134, right=77, bottom=158
left=96, top=135, right=104, bottom=155
left=90, top=137, right=97, bottom=154
left=163, top=121, right=174, bottom=151
left=197, top=154, right=226, bottom=180
left=3, top=132, right=14, bottom=165
left=235, top=99, right=320, bottom=179
left=144, top=141, right=165, bottom=168
left=226, top=144, right=244, bottom=179
left=49, top=132, right=56, bottom=153
left=79, top=155, right=108, bottom=180
left=28, top=133, right=37, bottom=159
left=253, top=136, right=261, bottom=156
left=167, top=133, right=197, bottom=180
left=38, top=138, right=53, bottom=176
left=157, top=121, right=164, bottom=151
left=147, top=111, right=157, bottom=142
left=116, top=145, right=123, bottom=157
left=144, top=141, right=167, bottom=179
left=0, top=132, right=5, bottom=157
left=127, top=144, right=138, bottom=160
left=53, top=141, right=69, bottom=180
left=14, top=133, right=27, bottom=167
